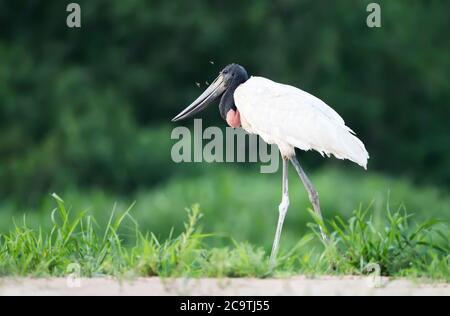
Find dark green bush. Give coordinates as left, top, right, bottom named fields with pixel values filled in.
left=0, top=1, right=449, bottom=203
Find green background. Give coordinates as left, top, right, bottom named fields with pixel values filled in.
left=0, top=1, right=448, bottom=249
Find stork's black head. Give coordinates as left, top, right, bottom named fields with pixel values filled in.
left=221, top=64, right=249, bottom=89
left=172, top=64, right=249, bottom=122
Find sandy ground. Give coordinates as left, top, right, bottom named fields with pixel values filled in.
left=0, top=276, right=448, bottom=296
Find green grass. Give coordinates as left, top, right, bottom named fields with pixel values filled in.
left=308, top=207, right=449, bottom=280
left=0, top=194, right=448, bottom=281
left=0, top=168, right=448, bottom=280
left=1, top=168, right=448, bottom=250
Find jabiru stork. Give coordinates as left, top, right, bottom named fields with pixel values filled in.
left=172, top=64, right=369, bottom=265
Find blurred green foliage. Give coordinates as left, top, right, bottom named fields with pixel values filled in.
left=0, top=1, right=449, bottom=204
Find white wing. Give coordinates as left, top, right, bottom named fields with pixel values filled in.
left=234, top=76, right=369, bottom=169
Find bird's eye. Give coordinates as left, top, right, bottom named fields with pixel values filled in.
left=223, top=70, right=228, bottom=74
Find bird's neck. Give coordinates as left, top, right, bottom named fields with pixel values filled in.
left=219, top=89, right=236, bottom=120
left=219, top=73, right=248, bottom=120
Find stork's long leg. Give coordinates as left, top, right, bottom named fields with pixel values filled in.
left=269, top=157, right=290, bottom=266
left=290, top=156, right=328, bottom=240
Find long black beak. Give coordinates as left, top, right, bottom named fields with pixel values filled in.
left=172, top=74, right=226, bottom=122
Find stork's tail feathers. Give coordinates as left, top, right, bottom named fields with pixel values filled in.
left=344, top=134, right=369, bottom=169
left=330, top=129, right=369, bottom=170
left=300, top=126, right=369, bottom=170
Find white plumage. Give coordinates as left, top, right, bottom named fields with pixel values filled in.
left=234, top=76, right=369, bottom=169
left=172, top=64, right=370, bottom=263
